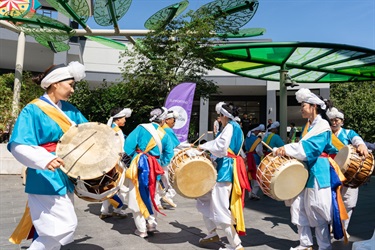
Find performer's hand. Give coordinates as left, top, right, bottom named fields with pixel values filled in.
left=46, top=157, right=64, bottom=171
left=274, top=147, right=286, bottom=157
left=357, top=144, right=369, bottom=158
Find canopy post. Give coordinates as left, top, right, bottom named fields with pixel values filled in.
left=11, top=32, right=25, bottom=123
left=279, top=68, right=288, bottom=142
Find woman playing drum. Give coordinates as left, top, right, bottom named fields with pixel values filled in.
left=326, top=107, right=369, bottom=236
left=197, top=102, right=250, bottom=250
left=274, top=88, right=336, bottom=250
left=8, top=62, right=87, bottom=249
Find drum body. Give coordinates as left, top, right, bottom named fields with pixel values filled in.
left=169, top=148, right=217, bottom=199
left=56, top=122, right=124, bottom=202
left=334, top=145, right=375, bottom=188
left=257, top=154, right=308, bottom=201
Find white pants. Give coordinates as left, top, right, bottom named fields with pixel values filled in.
left=196, top=182, right=241, bottom=248
left=341, top=186, right=359, bottom=230
left=28, top=192, right=77, bottom=250
left=250, top=179, right=260, bottom=195
left=100, top=185, right=127, bottom=214
left=290, top=179, right=332, bottom=250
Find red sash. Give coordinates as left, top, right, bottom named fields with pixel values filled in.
left=246, top=152, right=257, bottom=180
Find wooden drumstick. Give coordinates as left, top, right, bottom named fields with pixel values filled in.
left=261, top=141, right=273, bottom=151
left=192, top=133, right=206, bottom=145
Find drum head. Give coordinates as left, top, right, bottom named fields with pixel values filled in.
left=56, top=122, right=122, bottom=180
left=271, top=160, right=308, bottom=201
left=334, top=145, right=352, bottom=173
left=174, top=156, right=217, bottom=199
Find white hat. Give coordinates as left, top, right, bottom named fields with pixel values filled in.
left=107, top=108, right=132, bottom=126
left=41, top=61, right=86, bottom=89
left=215, top=102, right=234, bottom=120
left=150, top=107, right=168, bottom=122
left=268, top=121, right=280, bottom=130
left=295, top=88, right=326, bottom=110
left=251, top=124, right=265, bottom=132
left=326, top=107, right=344, bottom=120
left=166, top=110, right=179, bottom=119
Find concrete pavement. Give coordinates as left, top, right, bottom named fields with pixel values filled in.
left=1, top=175, right=374, bottom=250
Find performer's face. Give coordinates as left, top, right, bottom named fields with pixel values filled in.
left=165, top=118, right=175, bottom=128
left=330, top=118, right=343, bottom=132
left=54, top=79, right=75, bottom=101
left=115, top=117, right=126, bottom=127
left=300, top=102, right=316, bottom=119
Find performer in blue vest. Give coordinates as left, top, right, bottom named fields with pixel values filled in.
left=326, top=107, right=368, bottom=238
left=100, top=107, right=132, bottom=219
left=262, top=121, right=285, bottom=155
left=8, top=62, right=87, bottom=249
left=124, top=107, right=174, bottom=238
left=274, top=88, right=338, bottom=250
left=245, top=124, right=265, bottom=200
left=197, top=102, right=250, bottom=250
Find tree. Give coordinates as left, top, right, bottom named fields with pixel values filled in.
left=330, top=81, right=375, bottom=142
left=0, top=72, right=44, bottom=141
left=118, top=11, right=224, bottom=131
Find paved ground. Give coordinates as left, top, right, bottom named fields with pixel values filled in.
left=1, top=175, right=374, bottom=250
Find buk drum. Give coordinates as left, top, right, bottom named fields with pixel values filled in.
left=169, top=148, right=217, bottom=199
left=257, top=154, right=308, bottom=201
left=334, top=145, right=375, bottom=188
left=56, top=122, right=125, bottom=202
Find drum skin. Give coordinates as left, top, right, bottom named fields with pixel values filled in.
left=334, top=145, right=375, bottom=188
left=56, top=122, right=122, bottom=180
left=169, top=149, right=217, bottom=199
left=257, top=154, right=308, bottom=201
left=56, top=122, right=124, bottom=202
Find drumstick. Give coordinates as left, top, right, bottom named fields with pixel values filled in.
left=261, top=141, right=273, bottom=151
left=192, top=133, right=206, bottom=145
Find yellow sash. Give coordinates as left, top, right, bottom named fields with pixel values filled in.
left=249, top=137, right=261, bottom=153
left=31, top=98, right=71, bottom=133
left=228, top=148, right=246, bottom=234
left=301, top=121, right=309, bottom=138
left=332, top=134, right=345, bottom=150
left=265, top=133, right=274, bottom=146
left=125, top=125, right=165, bottom=218
left=9, top=98, right=72, bottom=244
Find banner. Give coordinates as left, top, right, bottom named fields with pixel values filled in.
left=164, top=82, right=196, bottom=142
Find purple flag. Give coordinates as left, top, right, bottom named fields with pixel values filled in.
left=164, top=82, right=196, bottom=142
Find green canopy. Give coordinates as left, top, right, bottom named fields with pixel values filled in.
left=213, top=42, right=375, bottom=83
left=212, top=42, right=375, bottom=140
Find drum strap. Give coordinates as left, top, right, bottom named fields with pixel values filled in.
left=227, top=150, right=250, bottom=236
left=140, top=123, right=165, bottom=153
left=331, top=134, right=345, bottom=150
left=264, top=133, right=274, bottom=147
left=30, top=98, right=71, bottom=133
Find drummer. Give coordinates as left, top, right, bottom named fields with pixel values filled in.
left=262, top=121, right=284, bottom=155
left=245, top=124, right=265, bottom=200
left=99, top=107, right=132, bottom=219
left=124, top=107, right=174, bottom=238
left=157, top=110, right=181, bottom=208
left=197, top=102, right=250, bottom=250
left=274, top=88, right=337, bottom=250
left=7, top=62, right=88, bottom=249
left=326, top=107, right=368, bottom=237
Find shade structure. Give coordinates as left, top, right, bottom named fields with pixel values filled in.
left=212, top=42, right=375, bottom=140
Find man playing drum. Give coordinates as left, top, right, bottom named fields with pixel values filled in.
left=8, top=62, right=87, bottom=249
left=99, top=107, right=132, bottom=219
left=197, top=102, right=250, bottom=250
left=326, top=107, right=369, bottom=237
left=245, top=124, right=265, bottom=200
left=124, top=107, right=174, bottom=238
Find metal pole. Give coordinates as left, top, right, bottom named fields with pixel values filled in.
left=11, top=32, right=25, bottom=125
left=279, top=68, right=288, bottom=142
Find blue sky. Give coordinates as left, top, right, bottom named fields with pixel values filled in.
left=86, top=0, right=375, bottom=50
